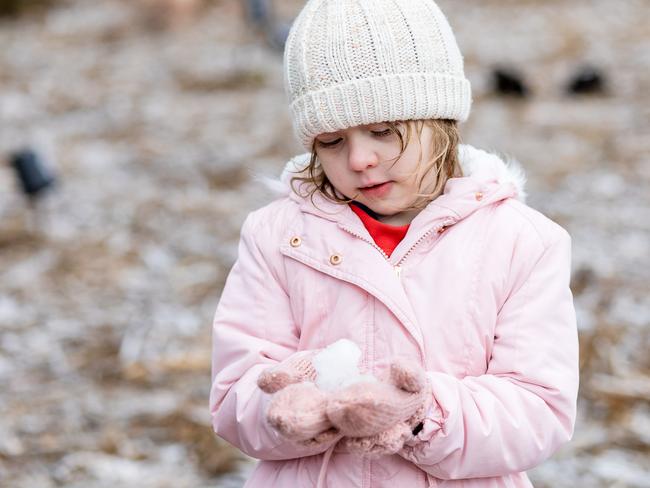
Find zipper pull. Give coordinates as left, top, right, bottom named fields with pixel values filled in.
left=394, top=265, right=402, bottom=279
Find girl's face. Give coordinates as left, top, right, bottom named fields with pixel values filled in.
left=315, top=122, right=436, bottom=225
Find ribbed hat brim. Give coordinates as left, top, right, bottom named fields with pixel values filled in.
left=291, top=72, right=471, bottom=149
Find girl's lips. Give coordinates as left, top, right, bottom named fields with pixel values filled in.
left=359, top=181, right=393, bottom=198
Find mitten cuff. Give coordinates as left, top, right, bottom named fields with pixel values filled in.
left=402, top=399, right=445, bottom=449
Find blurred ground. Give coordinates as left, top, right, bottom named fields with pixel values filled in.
left=0, top=0, right=648, bottom=487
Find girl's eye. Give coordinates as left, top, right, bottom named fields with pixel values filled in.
left=316, top=138, right=342, bottom=148
left=371, top=128, right=393, bottom=137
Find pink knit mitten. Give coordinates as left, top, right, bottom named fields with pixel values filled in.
left=257, top=351, right=318, bottom=394
left=327, top=359, right=430, bottom=441
left=258, top=351, right=338, bottom=446
left=266, top=382, right=339, bottom=445
left=339, top=421, right=414, bottom=457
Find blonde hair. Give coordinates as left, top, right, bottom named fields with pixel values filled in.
left=290, top=119, right=461, bottom=210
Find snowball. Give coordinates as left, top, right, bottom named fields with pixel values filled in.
left=312, top=339, right=377, bottom=391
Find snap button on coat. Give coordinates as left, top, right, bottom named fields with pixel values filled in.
left=475, top=192, right=484, bottom=201
left=329, top=254, right=342, bottom=265
left=290, top=236, right=302, bottom=247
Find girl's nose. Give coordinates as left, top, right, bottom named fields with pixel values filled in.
left=347, top=139, right=379, bottom=172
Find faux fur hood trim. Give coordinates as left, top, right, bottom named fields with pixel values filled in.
left=258, top=144, right=527, bottom=203
left=457, top=145, right=527, bottom=202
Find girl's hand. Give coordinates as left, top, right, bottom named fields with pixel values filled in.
left=257, top=350, right=319, bottom=394
left=266, top=382, right=339, bottom=445
left=339, top=422, right=414, bottom=457
left=258, top=350, right=339, bottom=445
left=326, top=359, right=431, bottom=447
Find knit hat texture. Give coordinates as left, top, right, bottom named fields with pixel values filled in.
left=284, top=0, right=472, bottom=149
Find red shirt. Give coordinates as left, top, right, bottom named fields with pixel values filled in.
left=350, top=203, right=410, bottom=257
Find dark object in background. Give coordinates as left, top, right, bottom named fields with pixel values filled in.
left=9, top=148, right=56, bottom=200
left=491, top=67, right=530, bottom=98
left=0, top=0, right=55, bottom=18
left=571, top=266, right=597, bottom=296
left=245, top=0, right=290, bottom=51
left=246, top=0, right=269, bottom=27
left=566, top=65, right=606, bottom=95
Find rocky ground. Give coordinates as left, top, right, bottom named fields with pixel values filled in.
left=0, top=0, right=648, bottom=486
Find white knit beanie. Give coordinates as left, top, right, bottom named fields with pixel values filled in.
left=284, top=0, right=472, bottom=149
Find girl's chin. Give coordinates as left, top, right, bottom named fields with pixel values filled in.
left=364, top=204, right=410, bottom=223
left=368, top=203, right=420, bottom=225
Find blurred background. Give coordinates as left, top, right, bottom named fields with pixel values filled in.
left=0, top=0, right=648, bottom=486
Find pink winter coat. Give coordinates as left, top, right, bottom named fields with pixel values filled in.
left=210, top=145, right=579, bottom=488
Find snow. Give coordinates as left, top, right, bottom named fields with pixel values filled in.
left=312, top=339, right=378, bottom=392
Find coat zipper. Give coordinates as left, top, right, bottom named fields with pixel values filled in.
left=338, top=225, right=407, bottom=279
left=339, top=219, right=455, bottom=274
left=338, top=225, right=390, bottom=260
left=394, top=219, right=454, bottom=267
left=394, top=265, right=402, bottom=279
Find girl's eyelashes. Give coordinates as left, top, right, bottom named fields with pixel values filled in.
left=315, top=126, right=393, bottom=148
left=371, top=128, right=393, bottom=137
left=316, top=138, right=342, bottom=148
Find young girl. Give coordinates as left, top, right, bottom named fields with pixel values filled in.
left=210, top=0, right=579, bottom=487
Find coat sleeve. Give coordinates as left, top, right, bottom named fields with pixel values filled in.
left=209, top=212, right=336, bottom=460
left=400, top=228, right=579, bottom=479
